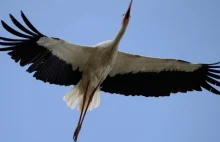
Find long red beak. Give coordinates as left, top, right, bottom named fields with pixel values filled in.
left=125, top=0, right=133, bottom=19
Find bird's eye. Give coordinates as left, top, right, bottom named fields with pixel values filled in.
left=122, top=14, right=131, bottom=18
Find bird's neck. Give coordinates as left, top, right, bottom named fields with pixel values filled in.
left=108, top=25, right=127, bottom=54
left=113, top=25, right=127, bottom=46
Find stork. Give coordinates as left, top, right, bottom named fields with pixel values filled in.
left=0, top=0, right=219, bottom=141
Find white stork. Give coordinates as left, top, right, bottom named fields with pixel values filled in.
left=0, top=0, right=219, bottom=141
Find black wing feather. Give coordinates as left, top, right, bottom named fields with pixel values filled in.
left=0, top=11, right=82, bottom=86
left=0, top=41, right=23, bottom=46
left=206, top=77, right=220, bottom=87
left=0, top=36, right=26, bottom=41
left=9, top=14, right=38, bottom=36
left=20, top=11, right=44, bottom=36
left=1, top=20, right=33, bottom=39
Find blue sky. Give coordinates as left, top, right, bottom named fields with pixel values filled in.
left=0, top=0, right=220, bottom=142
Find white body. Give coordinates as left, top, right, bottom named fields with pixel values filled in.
left=63, top=40, right=118, bottom=112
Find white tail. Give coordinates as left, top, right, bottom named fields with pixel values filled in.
left=63, top=82, right=101, bottom=113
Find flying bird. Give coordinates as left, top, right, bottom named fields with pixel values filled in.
left=0, top=0, right=219, bottom=141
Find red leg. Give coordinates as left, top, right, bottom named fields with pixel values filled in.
left=73, top=83, right=100, bottom=142
left=80, top=83, right=100, bottom=126
left=73, top=81, right=90, bottom=142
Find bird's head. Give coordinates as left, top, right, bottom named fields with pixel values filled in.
left=122, top=0, right=133, bottom=26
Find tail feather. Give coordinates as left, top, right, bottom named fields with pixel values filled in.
left=63, top=82, right=101, bottom=113
left=89, top=90, right=100, bottom=110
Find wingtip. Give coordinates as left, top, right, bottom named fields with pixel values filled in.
left=208, top=62, right=220, bottom=65
left=1, top=20, right=5, bottom=25
left=9, top=14, right=14, bottom=20
left=203, top=61, right=220, bottom=68
left=20, top=10, right=25, bottom=17
left=1, top=20, right=9, bottom=28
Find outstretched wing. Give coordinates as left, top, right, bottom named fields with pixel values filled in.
left=101, top=51, right=220, bottom=97
left=0, top=11, right=94, bottom=86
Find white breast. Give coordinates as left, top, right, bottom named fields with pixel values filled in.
left=85, top=40, right=117, bottom=83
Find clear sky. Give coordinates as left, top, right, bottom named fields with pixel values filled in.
left=0, top=0, right=220, bottom=142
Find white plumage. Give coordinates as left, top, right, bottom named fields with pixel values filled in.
left=63, top=80, right=101, bottom=112
left=110, top=53, right=202, bottom=76
left=37, top=37, right=92, bottom=72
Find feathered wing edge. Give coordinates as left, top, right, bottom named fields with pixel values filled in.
left=0, top=11, right=82, bottom=86
left=0, top=11, right=45, bottom=52
left=201, top=62, right=220, bottom=94
left=0, top=11, right=45, bottom=68
left=0, top=11, right=44, bottom=41
left=101, top=62, right=220, bottom=97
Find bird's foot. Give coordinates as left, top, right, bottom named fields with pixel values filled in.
left=73, top=125, right=81, bottom=142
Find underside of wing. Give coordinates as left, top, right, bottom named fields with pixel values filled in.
left=0, top=11, right=83, bottom=86
left=101, top=52, right=220, bottom=97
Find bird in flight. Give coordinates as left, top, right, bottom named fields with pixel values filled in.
left=0, top=0, right=219, bottom=141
